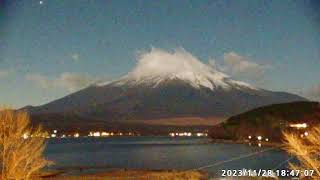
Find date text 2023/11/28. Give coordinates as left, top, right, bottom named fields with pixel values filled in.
left=221, top=169, right=315, bottom=177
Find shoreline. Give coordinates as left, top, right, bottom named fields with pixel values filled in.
left=38, top=169, right=208, bottom=179
left=210, top=139, right=284, bottom=148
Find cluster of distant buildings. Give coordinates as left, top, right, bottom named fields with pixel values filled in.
left=288, top=123, right=309, bottom=138
left=246, top=123, right=310, bottom=147
left=87, top=131, right=134, bottom=137
left=22, top=129, right=210, bottom=139
left=23, top=130, right=137, bottom=139
left=247, top=135, right=269, bottom=147
left=169, top=132, right=208, bottom=137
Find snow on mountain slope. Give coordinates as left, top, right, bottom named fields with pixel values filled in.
left=97, top=48, right=256, bottom=90
left=24, top=48, right=307, bottom=127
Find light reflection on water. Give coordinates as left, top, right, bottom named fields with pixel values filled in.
left=44, top=137, right=291, bottom=177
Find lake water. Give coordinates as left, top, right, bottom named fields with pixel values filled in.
left=45, top=137, right=291, bottom=177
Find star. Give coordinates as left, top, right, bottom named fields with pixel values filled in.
left=71, top=53, right=80, bottom=62
left=39, top=1, right=43, bottom=5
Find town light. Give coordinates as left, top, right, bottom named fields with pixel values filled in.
left=101, top=132, right=110, bottom=136
left=257, top=136, right=262, bottom=141
left=23, top=133, right=29, bottom=139
left=93, top=132, right=101, bottom=137
left=289, top=123, right=307, bottom=129
left=74, top=133, right=79, bottom=138
left=183, top=132, right=188, bottom=136
left=197, top=133, right=204, bottom=137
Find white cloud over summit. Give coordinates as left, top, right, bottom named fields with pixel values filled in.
left=111, top=48, right=256, bottom=90
left=26, top=48, right=271, bottom=92
left=129, top=48, right=226, bottom=79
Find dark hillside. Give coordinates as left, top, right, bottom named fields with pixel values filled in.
left=209, top=101, right=320, bottom=142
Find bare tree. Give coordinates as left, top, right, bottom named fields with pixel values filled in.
left=0, top=108, right=52, bottom=180
left=283, top=126, right=320, bottom=179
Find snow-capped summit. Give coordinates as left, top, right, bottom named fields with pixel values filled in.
left=98, top=48, right=256, bottom=90
left=24, top=48, right=307, bottom=129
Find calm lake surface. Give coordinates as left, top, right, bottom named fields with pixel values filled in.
left=45, top=137, right=291, bottom=177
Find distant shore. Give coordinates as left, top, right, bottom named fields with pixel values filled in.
left=38, top=169, right=208, bottom=179
left=210, top=139, right=284, bottom=148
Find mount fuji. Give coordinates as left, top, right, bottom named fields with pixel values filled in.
left=23, top=49, right=306, bottom=130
